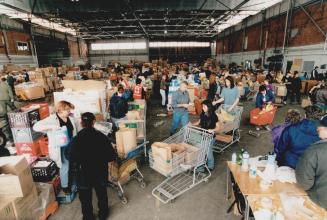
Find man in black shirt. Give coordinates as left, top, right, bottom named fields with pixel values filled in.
left=70, top=112, right=116, bottom=220
left=290, top=71, right=302, bottom=105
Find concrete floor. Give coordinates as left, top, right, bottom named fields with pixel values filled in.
left=48, top=98, right=302, bottom=220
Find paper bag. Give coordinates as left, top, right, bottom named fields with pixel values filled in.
left=115, top=128, right=137, bottom=157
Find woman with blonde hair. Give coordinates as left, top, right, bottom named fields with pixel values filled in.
left=34, top=100, right=78, bottom=194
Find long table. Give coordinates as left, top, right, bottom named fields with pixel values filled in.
left=226, top=161, right=314, bottom=220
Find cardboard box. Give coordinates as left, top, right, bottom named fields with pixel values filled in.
left=35, top=182, right=56, bottom=208
left=275, top=84, right=287, bottom=97
left=8, top=184, right=38, bottom=219
left=187, top=86, right=195, bottom=103
left=0, top=156, right=34, bottom=197
left=0, top=200, right=16, bottom=220
left=24, top=86, right=45, bottom=100
left=216, top=134, right=233, bottom=143
left=183, top=143, right=200, bottom=165
left=116, top=128, right=137, bottom=157
left=21, top=103, right=50, bottom=120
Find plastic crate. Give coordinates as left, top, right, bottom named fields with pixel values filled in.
left=8, top=108, right=40, bottom=128
left=30, top=157, right=59, bottom=182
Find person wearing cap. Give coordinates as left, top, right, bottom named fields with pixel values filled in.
left=70, top=112, right=116, bottom=220
left=296, top=116, right=327, bottom=210
left=170, top=81, right=191, bottom=135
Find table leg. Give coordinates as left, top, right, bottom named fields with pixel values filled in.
left=226, top=166, right=229, bottom=200
left=244, top=195, right=250, bottom=220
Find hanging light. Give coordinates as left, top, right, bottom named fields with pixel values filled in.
left=211, top=18, right=215, bottom=22
left=164, top=30, right=167, bottom=34
left=121, top=31, right=124, bottom=34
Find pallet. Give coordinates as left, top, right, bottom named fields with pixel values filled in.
left=39, top=201, right=59, bottom=220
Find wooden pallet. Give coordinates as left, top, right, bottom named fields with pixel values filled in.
left=39, top=201, right=59, bottom=220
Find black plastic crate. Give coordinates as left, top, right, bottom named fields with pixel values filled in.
left=30, top=157, right=59, bottom=182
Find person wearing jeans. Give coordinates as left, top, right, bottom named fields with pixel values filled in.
left=170, top=81, right=190, bottom=135
left=33, top=101, right=77, bottom=194
left=191, top=99, right=218, bottom=170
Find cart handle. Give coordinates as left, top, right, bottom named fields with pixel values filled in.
left=186, top=125, right=215, bottom=135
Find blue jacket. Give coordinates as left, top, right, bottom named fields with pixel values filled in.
left=276, top=119, right=320, bottom=168
left=255, top=90, right=275, bottom=108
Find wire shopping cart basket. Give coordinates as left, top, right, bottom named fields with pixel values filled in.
left=213, top=105, right=243, bottom=153
left=149, top=126, right=214, bottom=204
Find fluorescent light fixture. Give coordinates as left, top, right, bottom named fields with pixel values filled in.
left=216, top=0, right=283, bottom=33
left=121, top=31, right=124, bottom=34
left=0, top=5, right=76, bottom=35
left=164, top=30, right=167, bottom=34
left=211, top=18, right=215, bottom=22
left=91, top=42, right=147, bottom=50
left=149, top=41, right=210, bottom=48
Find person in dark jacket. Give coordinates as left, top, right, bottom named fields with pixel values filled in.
left=109, top=85, right=129, bottom=124
left=255, top=85, right=275, bottom=109
left=276, top=106, right=322, bottom=168
left=207, top=73, right=218, bottom=101
left=23, top=70, right=30, bottom=82
left=70, top=112, right=116, bottom=220
left=282, top=71, right=293, bottom=104
left=6, top=73, right=15, bottom=96
left=296, top=117, right=327, bottom=210
left=310, top=66, right=319, bottom=80
left=290, top=71, right=302, bottom=105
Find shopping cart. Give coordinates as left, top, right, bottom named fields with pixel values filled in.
left=213, top=105, right=243, bottom=153
left=149, top=126, right=214, bottom=204
left=248, top=106, right=277, bottom=137
left=95, top=121, right=147, bottom=205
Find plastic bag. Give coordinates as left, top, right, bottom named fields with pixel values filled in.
left=47, top=126, right=70, bottom=148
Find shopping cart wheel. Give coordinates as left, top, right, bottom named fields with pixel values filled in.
left=121, top=196, right=128, bottom=205
left=248, top=130, right=260, bottom=137
left=139, top=180, right=146, bottom=189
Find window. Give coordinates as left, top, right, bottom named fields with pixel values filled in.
left=91, top=42, right=146, bottom=50
left=17, top=41, right=29, bottom=51
left=149, top=41, right=210, bottom=48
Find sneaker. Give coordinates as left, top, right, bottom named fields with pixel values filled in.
left=256, top=126, right=260, bottom=131
left=283, top=101, right=287, bottom=105
left=62, top=187, right=71, bottom=195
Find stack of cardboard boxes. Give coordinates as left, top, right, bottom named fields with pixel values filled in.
left=0, top=156, right=57, bottom=219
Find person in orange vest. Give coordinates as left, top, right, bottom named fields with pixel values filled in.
left=133, top=78, right=145, bottom=100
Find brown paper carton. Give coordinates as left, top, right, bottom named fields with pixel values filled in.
left=0, top=200, right=16, bottom=220
left=0, top=156, right=34, bottom=197
left=8, top=184, right=38, bottom=219
left=24, top=86, right=45, bottom=100
left=115, top=128, right=137, bottom=157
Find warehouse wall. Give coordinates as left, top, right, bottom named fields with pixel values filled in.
left=0, top=15, right=87, bottom=68
left=88, top=38, right=149, bottom=65
left=216, top=0, right=327, bottom=72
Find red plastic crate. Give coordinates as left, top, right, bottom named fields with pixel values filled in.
left=21, top=103, right=50, bottom=120
left=38, top=136, right=49, bottom=156
left=15, top=140, right=41, bottom=156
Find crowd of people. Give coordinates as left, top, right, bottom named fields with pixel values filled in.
left=0, top=60, right=326, bottom=218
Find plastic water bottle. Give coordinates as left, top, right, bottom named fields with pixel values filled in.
left=249, top=161, right=257, bottom=178
left=232, top=152, right=237, bottom=164
left=241, top=151, right=250, bottom=172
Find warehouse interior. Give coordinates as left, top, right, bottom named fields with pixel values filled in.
left=0, top=0, right=326, bottom=220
